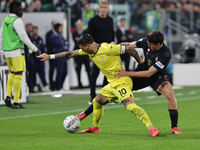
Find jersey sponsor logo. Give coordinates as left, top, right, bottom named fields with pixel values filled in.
left=155, top=57, right=158, bottom=62
left=155, top=61, right=164, bottom=69
left=20, top=49, right=25, bottom=56
left=147, top=59, right=152, bottom=67
left=164, top=75, right=168, bottom=81
left=5, top=23, right=11, bottom=27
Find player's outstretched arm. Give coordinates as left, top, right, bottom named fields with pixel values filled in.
left=37, top=50, right=79, bottom=61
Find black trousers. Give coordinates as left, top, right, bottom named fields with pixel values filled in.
left=90, top=63, right=108, bottom=99
left=74, top=56, right=90, bottom=88
left=49, top=59, right=56, bottom=90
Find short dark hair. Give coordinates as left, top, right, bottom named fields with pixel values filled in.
left=26, top=23, right=32, bottom=28
left=146, top=30, right=164, bottom=45
left=77, top=34, right=94, bottom=46
left=9, top=1, right=21, bottom=13
left=53, top=23, right=62, bottom=33
left=33, top=26, right=38, bottom=30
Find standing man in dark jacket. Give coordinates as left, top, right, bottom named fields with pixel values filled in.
left=31, top=26, right=49, bottom=92
left=72, top=20, right=90, bottom=88
left=50, top=23, right=69, bottom=91
left=88, top=0, right=114, bottom=104
left=24, top=23, right=35, bottom=93
left=45, top=20, right=58, bottom=91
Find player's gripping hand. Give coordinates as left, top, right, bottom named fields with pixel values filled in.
left=114, top=68, right=128, bottom=79
left=119, top=42, right=130, bottom=46
left=37, top=53, right=50, bottom=61
left=35, top=50, right=40, bottom=56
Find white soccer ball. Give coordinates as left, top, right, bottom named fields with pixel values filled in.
left=63, top=115, right=80, bottom=133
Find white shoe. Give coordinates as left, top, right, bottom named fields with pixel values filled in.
left=109, top=101, right=118, bottom=104
left=42, top=85, right=50, bottom=92
left=88, top=101, right=92, bottom=105
left=88, top=99, right=93, bottom=105
left=33, top=86, right=38, bottom=93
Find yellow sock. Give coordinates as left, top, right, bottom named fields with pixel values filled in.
left=6, top=73, right=15, bottom=96
left=127, top=103, right=153, bottom=128
left=13, top=75, right=22, bottom=102
left=92, top=99, right=104, bottom=128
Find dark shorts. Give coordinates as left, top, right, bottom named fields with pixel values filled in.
left=131, top=74, right=170, bottom=95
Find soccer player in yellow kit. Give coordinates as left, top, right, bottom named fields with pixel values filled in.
left=37, top=34, right=160, bottom=137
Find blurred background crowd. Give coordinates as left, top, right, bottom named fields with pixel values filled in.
left=1, top=0, right=200, bottom=92
left=1, top=0, right=200, bottom=33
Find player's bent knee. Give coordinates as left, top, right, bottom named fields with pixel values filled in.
left=93, top=99, right=103, bottom=108
left=95, top=94, right=109, bottom=105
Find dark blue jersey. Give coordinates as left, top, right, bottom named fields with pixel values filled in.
left=135, top=38, right=171, bottom=77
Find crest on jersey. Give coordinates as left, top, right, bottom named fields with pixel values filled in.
left=147, top=48, right=150, bottom=52
left=101, top=55, right=104, bottom=60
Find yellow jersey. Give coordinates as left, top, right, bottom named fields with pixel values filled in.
left=77, top=43, right=132, bottom=87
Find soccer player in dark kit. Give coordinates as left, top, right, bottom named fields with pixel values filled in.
left=76, top=30, right=182, bottom=135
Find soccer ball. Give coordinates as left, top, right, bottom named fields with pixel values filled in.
left=63, top=115, right=80, bottom=133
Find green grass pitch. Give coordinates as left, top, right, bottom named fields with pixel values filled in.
left=0, top=86, right=200, bottom=150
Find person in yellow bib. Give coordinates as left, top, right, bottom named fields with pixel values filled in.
left=37, top=34, right=160, bottom=137
left=0, top=2, right=39, bottom=109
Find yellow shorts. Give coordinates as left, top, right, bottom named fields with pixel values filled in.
left=99, top=82, right=134, bottom=103
left=6, top=56, right=26, bottom=72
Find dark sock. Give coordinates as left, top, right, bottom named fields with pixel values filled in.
left=169, top=109, right=178, bottom=128
left=84, top=104, right=93, bottom=116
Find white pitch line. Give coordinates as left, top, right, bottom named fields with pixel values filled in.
left=175, top=93, right=183, bottom=96
left=188, top=91, right=196, bottom=95
left=0, top=109, right=85, bottom=120
left=0, top=96, right=199, bottom=121
left=146, top=96, right=156, bottom=99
